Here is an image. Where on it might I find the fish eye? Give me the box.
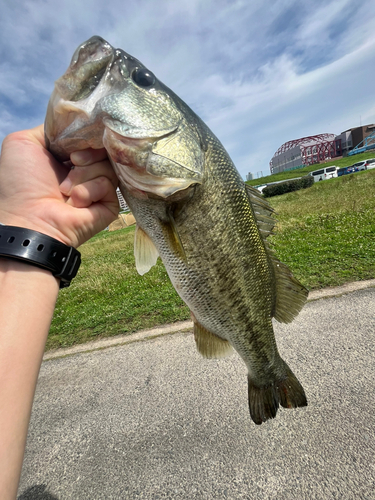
[132,67,155,87]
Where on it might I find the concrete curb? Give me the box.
[306,278,375,301]
[44,279,375,361]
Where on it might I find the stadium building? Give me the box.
[270,134,342,174]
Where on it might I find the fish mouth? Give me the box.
[69,64,108,102]
[55,36,115,102]
[46,36,185,184]
[56,38,138,104]
[45,37,130,159]
[67,48,133,102]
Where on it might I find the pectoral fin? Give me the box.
[192,314,233,359]
[134,225,159,275]
[161,209,187,262]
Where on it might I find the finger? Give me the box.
[60,160,118,195]
[65,176,120,210]
[70,148,108,166]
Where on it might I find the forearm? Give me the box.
[0,259,59,499]
[0,127,118,498]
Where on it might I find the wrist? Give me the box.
[0,258,60,291]
[0,211,68,245]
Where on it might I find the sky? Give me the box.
[1,0,375,180]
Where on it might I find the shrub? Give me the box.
[262,175,314,198]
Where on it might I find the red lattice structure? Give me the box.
[270,134,342,170]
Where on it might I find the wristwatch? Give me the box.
[0,225,81,288]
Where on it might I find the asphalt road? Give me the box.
[18,286,375,500]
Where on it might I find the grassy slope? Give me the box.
[269,169,375,289]
[47,169,375,350]
[246,151,375,187]
[49,226,188,349]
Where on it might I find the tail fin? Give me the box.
[247,364,307,425]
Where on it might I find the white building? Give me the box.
[335,130,353,154]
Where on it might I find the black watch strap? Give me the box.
[0,225,81,288]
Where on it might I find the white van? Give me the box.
[352,159,375,171]
[308,166,339,182]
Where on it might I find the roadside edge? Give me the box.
[44,279,375,361]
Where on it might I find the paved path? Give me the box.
[18,284,375,499]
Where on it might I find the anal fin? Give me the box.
[192,313,233,359]
[134,225,159,275]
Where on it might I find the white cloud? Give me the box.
[1,0,375,178]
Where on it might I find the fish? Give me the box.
[45,36,308,425]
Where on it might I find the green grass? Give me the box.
[48,227,189,350]
[47,169,375,350]
[246,151,375,187]
[269,169,375,288]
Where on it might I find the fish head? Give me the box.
[45,36,205,199]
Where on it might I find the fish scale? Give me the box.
[45,35,308,425]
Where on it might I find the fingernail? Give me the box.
[70,150,92,165]
[60,176,72,195]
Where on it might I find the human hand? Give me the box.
[0,125,119,248]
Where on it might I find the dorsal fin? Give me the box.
[192,313,233,359]
[245,184,276,238]
[134,225,159,275]
[271,258,308,323]
[245,183,308,323]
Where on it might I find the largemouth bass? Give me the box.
[45,36,308,425]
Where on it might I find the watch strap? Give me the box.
[0,225,81,288]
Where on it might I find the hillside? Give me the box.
[47,169,375,350]
[246,151,375,186]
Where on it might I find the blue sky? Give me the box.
[1,0,375,179]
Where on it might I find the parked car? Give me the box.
[333,159,375,178]
[364,158,375,170]
[308,166,339,182]
[353,161,367,171]
[338,166,357,176]
[350,158,375,171]
[337,167,349,176]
